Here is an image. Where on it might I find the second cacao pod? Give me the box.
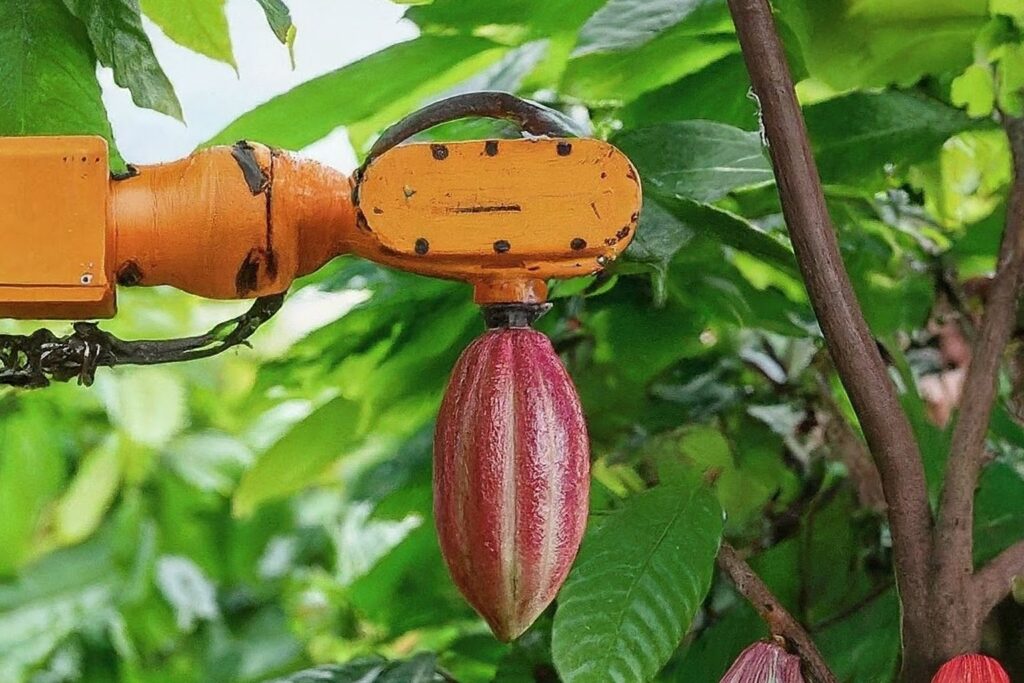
[932,653,1010,683]
[720,640,806,683]
[434,327,590,641]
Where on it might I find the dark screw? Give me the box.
[431,144,449,160]
[415,238,430,254]
[556,142,572,156]
[570,238,587,251]
[493,240,511,253]
[484,140,499,156]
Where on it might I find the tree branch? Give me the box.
[718,543,837,683]
[974,540,1024,618]
[725,0,934,622]
[937,116,1024,589]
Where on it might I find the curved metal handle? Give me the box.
[362,91,584,170]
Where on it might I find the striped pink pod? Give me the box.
[434,327,590,641]
[720,641,806,683]
[932,654,1010,683]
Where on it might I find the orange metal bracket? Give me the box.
[0,95,641,321]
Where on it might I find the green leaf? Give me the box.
[0,404,64,576]
[574,0,732,57]
[0,536,121,681]
[406,0,606,46]
[254,0,293,43]
[0,0,122,166]
[816,590,901,683]
[552,481,723,682]
[775,0,987,90]
[974,462,1024,565]
[563,31,738,103]
[618,54,758,131]
[654,196,797,273]
[54,436,123,546]
[233,396,362,516]
[140,0,235,68]
[614,121,773,203]
[622,200,695,305]
[952,64,997,118]
[63,0,183,121]
[804,91,984,186]
[203,36,508,151]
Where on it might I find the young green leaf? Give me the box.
[140,0,236,69]
[552,480,723,682]
[63,0,184,121]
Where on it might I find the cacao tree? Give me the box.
[0,0,1022,682]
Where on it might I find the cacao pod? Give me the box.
[434,327,590,641]
[932,654,1010,683]
[720,640,806,683]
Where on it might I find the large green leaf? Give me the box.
[233,396,362,516]
[805,90,984,186]
[776,0,986,89]
[552,481,723,682]
[563,30,738,103]
[203,36,508,150]
[0,0,122,165]
[63,0,183,121]
[614,121,773,203]
[140,0,235,68]
[574,0,731,57]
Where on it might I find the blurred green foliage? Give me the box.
[1,0,1024,681]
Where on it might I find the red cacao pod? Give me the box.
[720,641,806,683]
[434,327,590,641]
[932,654,1010,683]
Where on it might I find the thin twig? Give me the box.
[726,0,934,629]
[974,540,1024,617]
[937,116,1024,596]
[718,543,837,683]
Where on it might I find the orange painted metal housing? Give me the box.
[0,135,641,319]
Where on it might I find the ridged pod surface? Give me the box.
[720,641,806,683]
[434,327,590,641]
[932,654,1010,683]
